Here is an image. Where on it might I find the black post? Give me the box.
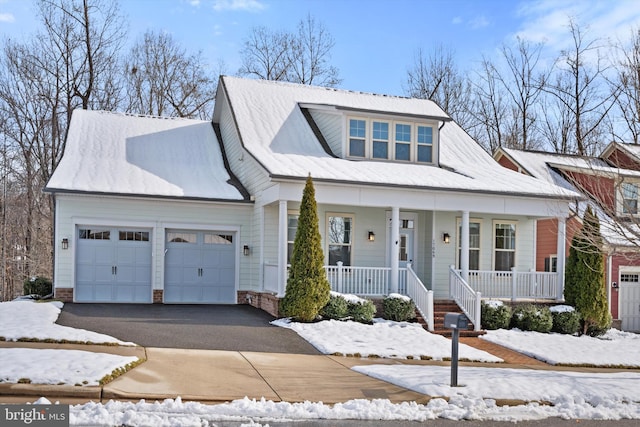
[450,327,459,387]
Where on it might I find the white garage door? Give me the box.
[76,227,152,303]
[620,273,640,332]
[164,230,236,303]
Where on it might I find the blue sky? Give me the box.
[2,0,640,96]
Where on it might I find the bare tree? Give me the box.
[405,45,473,130]
[239,15,341,87]
[288,14,341,87]
[0,0,126,296]
[544,19,619,155]
[124,30,218,119]
[611,28,640,144]
[468,56,509,152]
[493,37,548,150]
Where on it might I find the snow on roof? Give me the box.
[46,110,246,201]
[499,147,640,248]
[219,76,577,199]
[615,142,640,159]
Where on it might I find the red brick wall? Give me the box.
[237,291,280,317]
[55,288,73,302]
[153,290,163,304]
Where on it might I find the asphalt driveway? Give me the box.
[56,303,321,354]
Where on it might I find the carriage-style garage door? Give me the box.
[76,227,152,302]
[620,273,640,332]
[164,230,236,303]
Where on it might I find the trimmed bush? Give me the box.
[23,277,52,299]
[510,304,553,333]
[347,299,376,324]
[550,305,581,335]
[481,300,512,330]
[382,294,416,322]
[320,292,349,320]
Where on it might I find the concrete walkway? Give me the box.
[1,338,635,406]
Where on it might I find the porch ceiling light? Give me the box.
[61,238,69,250]
[443,233,450,244]
[368,231,375,242]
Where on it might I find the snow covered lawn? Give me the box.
[0,300,140,386]
[272,318,502,362]
[0,300,135,345]
[481,328,640,367]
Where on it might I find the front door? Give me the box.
[387,213,417,269]
[399,229,414,268]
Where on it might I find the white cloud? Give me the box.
[452,16,462,25]
[470,15,489,29]
[0,12,15,23]
[212,0,266,12]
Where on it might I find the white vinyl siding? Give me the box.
[53,194,252,299]
[308,110,343,157]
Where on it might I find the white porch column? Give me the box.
[278,200,288,296]
[390,206,400,293]
[461,210,470,282]
[556,217,566,301]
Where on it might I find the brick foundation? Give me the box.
[55,288,74,302]
[238,291,280,317]
[153,290,163,304]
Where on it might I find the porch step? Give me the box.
[417,300,486,338]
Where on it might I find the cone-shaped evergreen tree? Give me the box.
[564,206,611,336]
[279,175,331,322]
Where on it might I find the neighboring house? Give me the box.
[45,76,578,330]
[494,145,640,331]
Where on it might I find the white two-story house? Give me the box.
[45,76,578,330]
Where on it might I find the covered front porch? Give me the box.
[256,180,570,331]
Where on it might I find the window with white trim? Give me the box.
[287,213,299,263]
[494,222,516,271]
[327,214,353,266]
[621,182,639,215]
[544,255,557,272]
[347,116,436,163]
[456,220,481,270]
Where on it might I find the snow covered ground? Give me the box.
[1,300,640,425]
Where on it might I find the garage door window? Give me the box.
[621,274,639,282]
[167,232,197,243]
[120,231,149,241]
[204,233,233,244]
[79,228,110,240]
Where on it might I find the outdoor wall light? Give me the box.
[243,245,250,256]
[61,238,69,250]
[443,233,451,244]
[368,231,375,242]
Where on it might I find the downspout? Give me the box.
[438,121,447,167]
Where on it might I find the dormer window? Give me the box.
[347,116,436,164]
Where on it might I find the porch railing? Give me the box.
[406,263,434,331]
[324,262,407,295]
[458,268,559,301]
[449,265,482,331]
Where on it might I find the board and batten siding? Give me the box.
[53,194,253,297]
[308,110,343,157]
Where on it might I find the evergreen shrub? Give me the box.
[23,277,53,299]
[320,292,349,320]
[550,305,581,335]
[382,294,416,322]
[510,304,553,333]
[481,300,512,330]
[347,299,376,323]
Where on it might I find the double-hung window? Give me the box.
[327,214,353,266]
[394,123,412,161]
[372,121,389,159]
[287,213,299,263]
[349,119,366,158]
[457,220,481,270]
[417,125,433,162]
[494,222,516,271]
[621,182,639,215]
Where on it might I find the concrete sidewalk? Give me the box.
[1,339,635,406]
